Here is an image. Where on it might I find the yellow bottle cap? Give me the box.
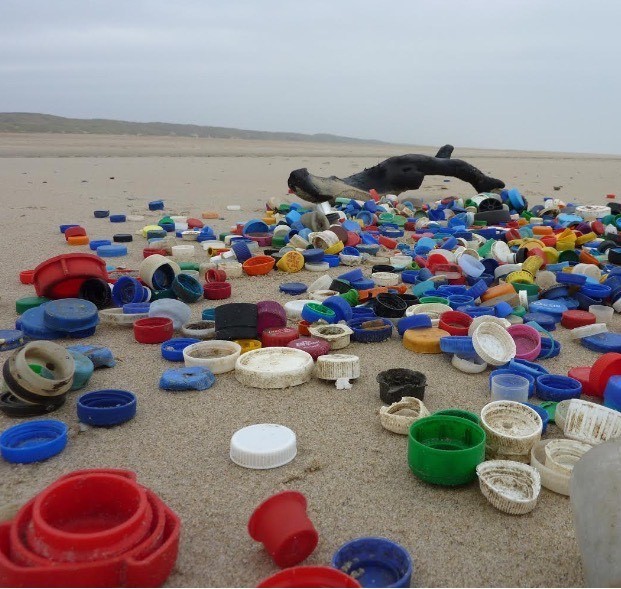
[324,241,344,255]
[141,224,163,237]
[234,339,262,354]
[522,256,543,275]
[505,271,535,285]
[576,232,597,246]
[276,251,305,273]
[541,247,559,264]
[403,327,450,354]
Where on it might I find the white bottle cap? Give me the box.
[230,424,297,469]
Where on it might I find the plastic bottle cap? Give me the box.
[77,390,137,426]
[248,491,319,568]
[452,353,488,373]
[403,327,450,353]
[235,347,314,388]
[279,282,308,295]
[183,340,241,374]
[257,567,361,588]
[472,322,517,365]
[230,424,297,469]
[1,420,68,464]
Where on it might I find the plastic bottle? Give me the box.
[570,440,621,586]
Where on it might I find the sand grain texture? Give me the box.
[1,135,620,586]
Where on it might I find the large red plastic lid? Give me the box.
[257,566,361,588]
[33,254,108,299]
[561,310,596,329]
[589,353,621,398]
[0,469,180,587]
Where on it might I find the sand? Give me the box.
[0,134,620,587]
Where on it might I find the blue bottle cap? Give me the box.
[603,375,621,411]
[581,332,621,353]
[323,295,353,322]
[350,278,375,290]
[439,336,476,355]
[0,420,68,464]
[43,298,99,333]
[279,282,308,295]
[535,374,582,402]
[523,312,556,330]
[556,272,587,286]
[202,308,216,320]
[397,314,432,336]
[148,199,165,210]
[521,402,549,433]
[494,301,514,318]
[89,239,112,251]
[67,344,116,368]
[331,537,412,589]
[109,214,126,223]
[77,390,137,426]
[0,330,24,352]
[159,366,216,391]
[528,299,567,320]
[323,255,340,267]
[68,350,95,391]
[302,248,325,264]
[338,268,364,283]
[161,338,201,362]
[97,244,128,257]
[123,302,150,314]
[20,305,65,340]
[112,276,144,307]
[94,210,110,218]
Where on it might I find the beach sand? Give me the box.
[1,134,620,587]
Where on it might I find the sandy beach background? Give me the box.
[1,133,620,587]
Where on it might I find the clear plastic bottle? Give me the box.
[570,439,621,586]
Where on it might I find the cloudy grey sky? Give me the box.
[1,0,620,153]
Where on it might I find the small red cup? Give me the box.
[248,491,318,568]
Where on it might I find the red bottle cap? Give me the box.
[589,353,621,398]
[203,281,232,300]
[378,235,397,249]
[591,220,605,235]
[186,217,204,229]
[206,268,227,283]
[257,566,361,588]
[261,327,299,347]
[346,232,361,247]
[298,320,311,336]
[568,366,597,397]
[607,194,616,199]
[561,310,597,329]
[143,247,168,259]
[248,491,318,568]
[133,317,174,344]
[438,311,472,336]
[19,269,35,285]
[286,337,331,360]
[64,226,87,240]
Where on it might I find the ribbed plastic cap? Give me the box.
[230,424,297,469]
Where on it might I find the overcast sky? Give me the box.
[1,0,620,153]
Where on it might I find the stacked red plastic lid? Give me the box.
[0,469,180,587]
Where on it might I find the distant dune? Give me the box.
[0,112,386,144]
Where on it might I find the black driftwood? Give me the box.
[287,145,505,204]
